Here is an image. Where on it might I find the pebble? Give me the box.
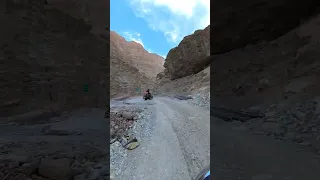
[21,160,40,175]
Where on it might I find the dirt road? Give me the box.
[111,97,210,180]
[112,96,320,180]
[2,96,319,180]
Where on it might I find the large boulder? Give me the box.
[163,26,210,80]
[211,0,320,55]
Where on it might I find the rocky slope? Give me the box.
[211,0,320,54]
[163,26,210,80]
[210,14,320,154]
[110,31,164,98]
[0,0,108,118]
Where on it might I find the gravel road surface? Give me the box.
[111,97,210,180]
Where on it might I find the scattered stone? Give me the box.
[88,169,100,180]
[314,97,320,115]
[8,161,19,168]
[74,173,87,180]
[265,111,276,117]
[299,142,312,147]
[249,106,261,112]
[1,154,30,164]
[174,95,192,100]
[38,158,71,180]
[41,125,81,136]
[21,160,40,175]
[121,112,135,120]
[295,111,306,120]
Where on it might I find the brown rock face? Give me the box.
[211,0,320,55]
[163,26,210,80]
[210,14,320,111]
[110,31,164,98]
[47,0,108,35]
[0,0,108,117]
[110,31,164,79]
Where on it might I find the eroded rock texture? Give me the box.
[0,0,108,117]
[163,26,210,80]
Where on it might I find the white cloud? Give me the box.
[122,31,145,47]
[129,0,210,45]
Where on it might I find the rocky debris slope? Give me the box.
[163,26,210,80]
[156,66,209,94]
[244,100,320,155]
[110,31,164,98]
[0,108,109,180]
[0,0,108,117]
[210,14,320,154]
[211,0,320,54]
[110,106,152,178]
[156,66,210,109]
[110,108,142,139]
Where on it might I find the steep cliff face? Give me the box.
[110,32,152,97]
[210,14,320,111]
[211,0,320,55]
[0,0,108,117]
[163,26,210,80]
[208,14,320,152]
[47,0,108,35]
[110,31,164,80]
[110,31,164,98]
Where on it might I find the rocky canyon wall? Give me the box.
[211,0,320,55]
[110,31,164,98]
[0,0,108,117]
[162,26,210,80]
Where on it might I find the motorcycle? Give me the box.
[143,92,153,100]
[194,165,210,180]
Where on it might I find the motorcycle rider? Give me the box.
[143,89,152,100]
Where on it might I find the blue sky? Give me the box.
[110,0,210,59]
